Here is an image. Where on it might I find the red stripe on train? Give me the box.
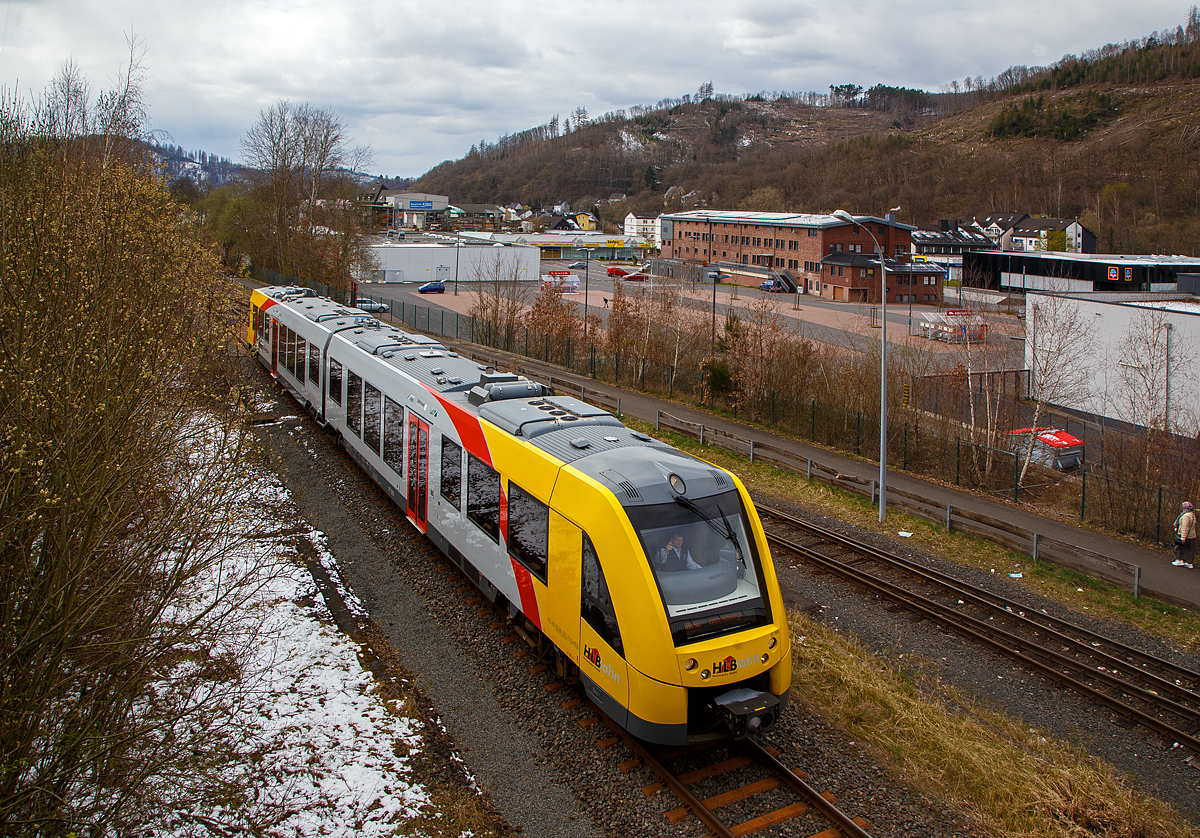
[510,557,541,629]
[421,384,492,467]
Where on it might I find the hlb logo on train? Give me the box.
[712,652,762,675]
[584,644,620,684]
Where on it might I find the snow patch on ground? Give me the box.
[165,431,455,837]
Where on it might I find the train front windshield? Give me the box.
[628,490,772,645]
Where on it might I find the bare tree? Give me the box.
[1022,291,1095,481]
[1110,307,1197,485]
[240,101,370,288]
[468,250,534,350]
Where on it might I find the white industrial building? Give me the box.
[1025,291,1200,435]
[365,234,540,287]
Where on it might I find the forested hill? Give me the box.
[412,12,1200,256]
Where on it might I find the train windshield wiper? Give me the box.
[673,495,745,564]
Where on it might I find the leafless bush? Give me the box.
[0,62,277,836]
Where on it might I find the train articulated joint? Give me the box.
[712,688,780,739]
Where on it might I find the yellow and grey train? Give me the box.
[248,285,791,744]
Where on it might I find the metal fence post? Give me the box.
[1156,485,1162,545]
[700,424,705,445]
[617,397,621,416]
[750,440,755,463]
[1032,532,1039,562]
[1078,469,1086,521]
[956,437,961,486]
[656,410,660,430]
[807,458,812,480]
[946,503,952,530]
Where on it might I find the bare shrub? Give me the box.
[0,63,273,835]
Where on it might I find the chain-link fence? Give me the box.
[253,268,1196,545]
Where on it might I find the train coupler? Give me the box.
[713,688,780,738]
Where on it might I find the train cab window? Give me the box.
[466,454,500,542]
[383,396,404,474]
[328,360,342,406]
[507,482,548,583]
[308,345,320,387]
[440,437,462,510]
[346,371,362,436]
[581,533,623,657]
[363,382,382,455]
[626,489,770,646]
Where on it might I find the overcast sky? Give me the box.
[1,1,1189,179]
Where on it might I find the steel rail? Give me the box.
[743,738,874,838]
[758,501,1200,705]
[764,526,1200,755]
[594,710,738,838]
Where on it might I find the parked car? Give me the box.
[607,266,628,277]
[418,281,446,294]
[623,272,648,282]
[759,279,787,293]
[568,261,588,269]
[356,298,389,312]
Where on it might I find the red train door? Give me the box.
[407,414,429,532]
[270,319,279,376]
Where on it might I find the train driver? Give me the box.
[657,532,701,572]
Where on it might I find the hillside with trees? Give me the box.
[413,10,1200,256]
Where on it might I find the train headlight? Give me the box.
[761,653,769,664]
[669,474,686,495]
[684,658,697,671]
[768,637,777,650]
[700,669,711,680]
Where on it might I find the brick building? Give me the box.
[661,209,943,304]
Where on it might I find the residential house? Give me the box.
[624,213,659,247]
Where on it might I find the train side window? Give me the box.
[308,345,320,387]
[363,382,382,455]
[297,337,307,385]
[466,454,500,542]
[507,482,548,583]
[383,396,404,474]
[346,371,362,436]
[581,533,623,657]
[440,437,462,510]
[285,327,295,376]
[328,360,342,406]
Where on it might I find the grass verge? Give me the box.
[789,612,1198,838]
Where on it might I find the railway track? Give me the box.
[432,543,879,838]
[596,717,874,838]
[759,504,1200,763]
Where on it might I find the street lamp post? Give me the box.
[452,234,462,295]
[708,215,717,350]
[833,209,888,523]
[572,237,591,343]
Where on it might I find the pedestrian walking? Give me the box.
[1172,501,1196,568]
